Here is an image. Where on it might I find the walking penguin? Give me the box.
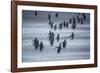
[56,43,62,54]
[62,39,67,48]
[32,38,39,50]
[39,41,44,52]
[71,32,74,40]
[56,34,60,42]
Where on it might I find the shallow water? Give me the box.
[22,10,90,62]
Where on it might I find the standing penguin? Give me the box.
[80,17,83,24]
[82,13,86,21]
[71,23,76,29]
[50,22,53,28]
[54,24,57,30]
[50,32,54,46]
[76,16,80,23]
[65,22,69,28]
[34,11,37,16]
[69,18,72,24]
[55,13,59,17]
[73,17,76,25]
[48,14,51,20]
[72,17,76,29]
